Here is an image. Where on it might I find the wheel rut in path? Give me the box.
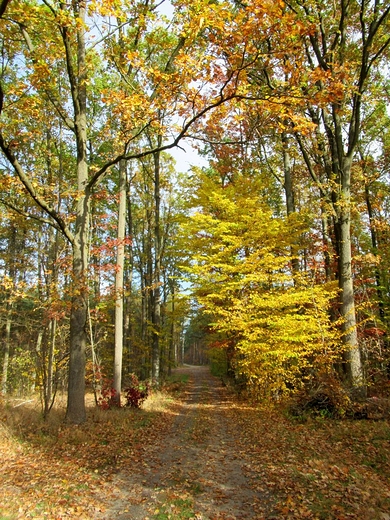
[100,365,269,519]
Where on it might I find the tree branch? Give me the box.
[18,23,75,132]
[0,198,63,231]
[87,90,239,190]
[295,132,330,201]
[0,0,11,18]
[87,20,132,51]
[0,134,74,244]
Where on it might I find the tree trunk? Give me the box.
[113,160,127,406]
[124,175,134,374]
[168,283,176,376]
[364,183,386,322]
[66,244,88,423]
[281,132,300,277]
[152,149,162,381]
[1,305,12,395]
[65,0,89,423]
[337,155,364,392]
[43,319,56,419]
[321,214,333,282]
[282,133,295,216]
[146,210,154,377]
[1,224,17,395]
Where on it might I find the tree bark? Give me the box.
[124,174,134,374]
[65,0,89,423]
[364,182,386,322]
[113,160,127,406]
[1,305,12,395]
[1,224,17,395]
[337,156,364,391]
[281,132,300,278]
[43,319,56,419]
[168,282,176,376]
[0,0,11,18]
[152,149,162,380]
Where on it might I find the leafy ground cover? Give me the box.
[0,391,176,519]
[234,404,390,519]
[1,367,390,519]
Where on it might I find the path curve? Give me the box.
[99,365,271,519]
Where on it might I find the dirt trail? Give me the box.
[99,365,270,519]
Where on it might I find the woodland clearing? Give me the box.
[0,365,390,519]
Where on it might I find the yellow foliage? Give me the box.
[182,173,342,396]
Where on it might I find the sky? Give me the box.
[170,142,208,173]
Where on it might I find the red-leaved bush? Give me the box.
[124,374,150,408]
[97,379,117,410]
[97,374,150,409]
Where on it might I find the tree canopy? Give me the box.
[1,0,390,421]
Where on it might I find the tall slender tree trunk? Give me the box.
[124,176,134,373]
[1,304,12,395]
[281,132,300,277]
[146,210,154,377]
[113,160,127,405]
[43,319,56,418]
[1,224,17,395]
[364,183,386,322]
[337,154,364,392]
[152,149,162,380]
[281,133,295,217]
[34,330,43,394]
[321,214,333,282]
[67,237,89,423]
[168,283,176,376]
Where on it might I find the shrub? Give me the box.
[288,372,351,420]
[124,374,150,408]
[97,379,117,410]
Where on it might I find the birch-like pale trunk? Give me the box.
[113,160,127,406]
[338,154,364,391]
[151,149,162,380]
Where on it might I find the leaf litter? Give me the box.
[1,366,390,519]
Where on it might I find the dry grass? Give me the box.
[0,389,174,439]
[0,389,178,519]
[0,389,177,469]
[142,390,175,413]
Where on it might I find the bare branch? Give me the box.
[185,134,247,147]
[295,132,330,201]
[87,20,132,51]
[87,91,239,190]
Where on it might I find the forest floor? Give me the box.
[1,365,390,519]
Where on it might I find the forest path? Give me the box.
[100,365,271,519]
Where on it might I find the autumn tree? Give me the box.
[0,0,262,421]
[282,0,390,394]
[180,167,340,395]
[194,0,390,393]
